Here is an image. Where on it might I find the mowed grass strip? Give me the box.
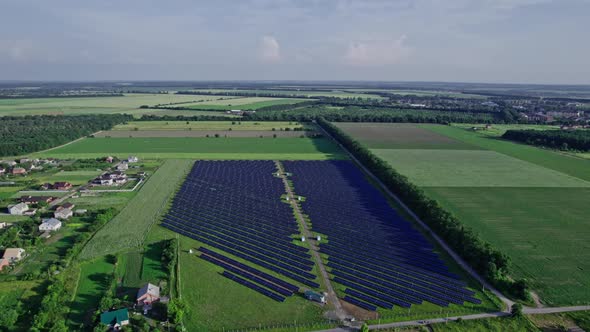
[423,124,590,182]
[335,122,481,150]
[95,130,311,138]
[35,137,346,160]
[425,187,590,306]
[373,149,590,187]
[69,257,115,325]
[79,159,193,260]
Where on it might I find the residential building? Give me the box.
[19,196,55,205]
[0,222,8,229]
[105,156,114,163]
[137,283,160,305]
[100,309,129,329]
[128,156,139,163]
[39,218,62,232]
[8,203,29,215]
[0,248,25,271]
[0,167,5,175]
[116,163,129,171]
[11,167,26,175]
[53,182,73,190]
[54,208,73,220]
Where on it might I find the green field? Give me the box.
[111,120,307,131]
[335,123,481,150]
[34,137,346,160]
[69,257,115,325]
[189,89,385,99]
[0,93,220,115]
[426,187,590,305]
[338,122,590,305]
[373,149,589,187]
[182,97,309,110]
[79,159,193,260]
[425,125,590,182]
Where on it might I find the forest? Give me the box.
[503,129,590,151]
[0,114,132,157]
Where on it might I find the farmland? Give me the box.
[0,93,235,117]
[180,97,310,110]
[337,122,590,305]
[188,88,386,99]
[79,159,193,260]
[110,120,308,131]
[34,137,346,160]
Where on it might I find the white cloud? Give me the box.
[259,36,281,62]
[343,35,411,66]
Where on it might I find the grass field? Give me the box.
[33,170,102,185]
[373,149,590,187]
[337,122,590,305]
[111,121,307,131]
[79,159,193,260]
[189,89,385,99]
[424,125,590,182]
[34,137,347,160]
[426,187,590,305]
[0,93,226,116]
[69,257,115,325]
[182,97,309,110]
[335,123,481,150]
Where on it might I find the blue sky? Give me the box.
[1,0,588,83]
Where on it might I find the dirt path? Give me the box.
[275,161,348,321]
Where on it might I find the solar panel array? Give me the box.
[283,160,481,311]
[161,161,319,301]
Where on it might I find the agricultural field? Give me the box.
[189,88,386,99]
[0,93,235,117]
[94,120,316,138]
[68,257,115,325]
[78,159,192,260]
[33,137,346,160]
[337,122,590,305]
[181,97,309,110]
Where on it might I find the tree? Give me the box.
[360,323,369,332]
[511,303,523,317]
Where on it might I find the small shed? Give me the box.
[100,308,129,329]
[304,290,326,303]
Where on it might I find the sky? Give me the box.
[0,0,589,84]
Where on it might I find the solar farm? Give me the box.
[159,159,488,324]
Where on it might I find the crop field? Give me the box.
[0,93,225,116]
[69,257,115,325]
[338,122,590,305]
[182,97,309,110]
[372,149,589,187]
[335,123,481,149]
[34,137,346,160]
[33,170,102,185]
[426,187,590,305]
[189,89,386,99]
[78,159,193,260]
[111,120,307,131]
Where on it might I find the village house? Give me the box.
[0,248,25,271]
[93,175,114,186]
[137,283,160,306]
[54,207,73,220]
[53,182,73,190]
[128,156,139,163]
[0,222,9,229]
[19,196,56,205]
[105,156,114,163]
[39,218,62,232]
[8,202,30,215]
[11,167,26,175]
[116,162,129,171]
[0,167,5,175]
[100,308,129,330]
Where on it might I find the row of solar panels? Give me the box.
[282,160,479,311]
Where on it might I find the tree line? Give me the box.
[317,118,529,300]
[0,114,132,157]
[503,129,590,151]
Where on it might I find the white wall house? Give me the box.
[39,218,62,232]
